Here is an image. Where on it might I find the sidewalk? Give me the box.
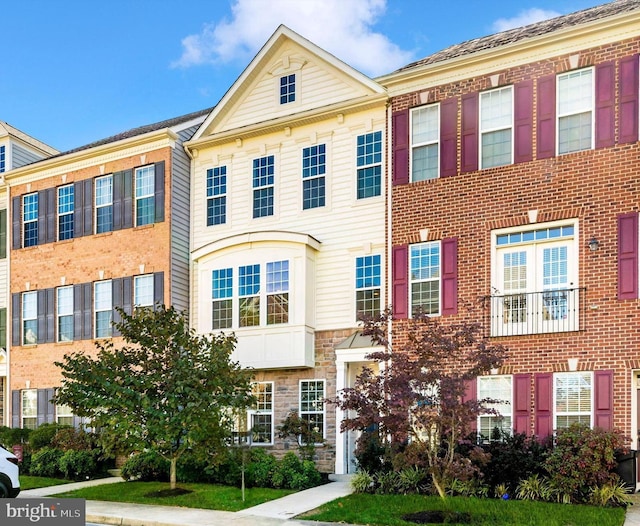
[18,476,354,526]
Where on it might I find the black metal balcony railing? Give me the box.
[484,288,585,337]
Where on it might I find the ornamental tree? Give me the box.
[55,305,255,489]
[332,310,508,498]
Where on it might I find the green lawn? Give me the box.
[299,494,626,526]
[53,481,295,512]
[20,475,74,490]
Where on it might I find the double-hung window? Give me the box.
[23,193,38,248]
[239,264,260,327]
[554,371,592,429]
[21,389,37,429]
[95,175,113,234]
[135,165,155,226]
[280,74,296,104]
[94,280,112,338]
[410,241,441,316]
[57,286,74,342]
[300,380,325,439]
[253,156,274,218]
[356,131,382,198]
[302,145,326,209]
[250,382,274,444]
[266,260,289,325]
[492,222,578,336]
[480,86,513,168]
[478,375,512,441]
[356,254,381,319]
[212,268,233,330]
[134,275,154,309]
[57,184,74,241]
[206,166,227,226]
[0,145,5,173]
[56,403,74,426]
[411,105,439,181]
[22,291,37,345]
[557,68,594,154]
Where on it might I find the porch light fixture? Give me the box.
[588,237,600,251]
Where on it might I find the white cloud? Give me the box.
[171,0,413,76]
[492,8,561,32]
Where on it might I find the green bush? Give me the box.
[176,452,214,483]
[272,452,322,490]
[590,481,633,508]
[51,427,95,452]
[0,426,31,450]
[30,447,64,478]
[29,424,71,452]
[245,448,278,487]
[351,470,375,493]
[58,450,97,480]
[543,424,628,504]
[121,451,169,482]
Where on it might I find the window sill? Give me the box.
[134,223,155,231]
[55,340,74,346]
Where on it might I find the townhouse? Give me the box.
[0,123,57,425]
[6,108,209,429]
[184,26,387,474]
[381,0,640,461]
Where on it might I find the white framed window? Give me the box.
[134,275,154,309]
[206,166,227,226]
[302,144,326,209]
[280,74,296,104]
[22,291,37,345]
[554,371,593,429]
[355,254,381,319]
[356,131,382,199]
[249,382,274,444]
[94,280,112,338]
[478,375,512,441]
[491,220,579,336]
[557,68,594,154]
[56,403,74,426]
[300,380,325,440]
[22,389,37,429]
[212,268,233,330]
[480,86,513,168]
[23,193,38,248]
[57,184,74,241]
[95,174,113,234]
[57,286,74,342]
[0,145,5,173]
[135,165,155,226]
[252,156,275,218]
[410,241,441,316]
[266,260,289,325]
[411,104,439,181]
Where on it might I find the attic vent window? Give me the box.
[280,74,296,104]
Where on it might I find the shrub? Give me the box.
[51,427,95,452]
[121,451,169,482]
[448,478,489,498]
[30,447,64,478]
[351,470,375,493]
[516,474,552,502]
[0,426,31,449]
[176,452,213,483]
[245,449,278,488]
[272,452,322,490]
[29,424,71,452]
[375,470,401,494]
[590,481,633,508]
[397,466,428,494]
[354,430,391,474]
[543,424,628,504]
[58,450,96,480]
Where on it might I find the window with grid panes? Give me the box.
[253,156,274,218]
[302,145,326,209]
[300,380,325,439]
[280,74,295,104]
[410,242,441,315]
[250,382,274,444]
[266,260,289,324]
[56,403,74,426]
[480,86,513,168]
[557,68,593,154]
[212,268,233,329]
[22,389,37,429]
[239,264,260,327]
[555,371,592,429]
[134,275,154,309]
[57,184,74,240]
[57,286,74,342]
[95,174,113,233]
[411,105,439,181]
[94,280,112,338]
[206,166,227,226]
[0,145,5,173]
[356,131,382,198]
[22,291,37,345]
[135,165,155,226]
[356,255,381,319]
[478,375,512,441]
[23,193,38,247]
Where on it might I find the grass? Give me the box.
[20,475,73,490]
[299,494,627,526]
[53,481,296,512]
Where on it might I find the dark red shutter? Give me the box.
[392,245,409,319]
[536,75,556,159]
[595,61,615,149]
[463,379,477,432]
[618,212,638,300]
[514,80,533,164]
[534,373,553,440]
[441,237,458,316]
[440,98,457,177]
[461,93,478,173]
[594,370,613,430]
[392,110,410,186]
[620,54,639,144]
[513,373,531,435]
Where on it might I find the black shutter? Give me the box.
[11,196,21,250]
[74,181,84,239]
[11,293,20,347]
[37,389,47,426]
[38,188,55,245]
[154,161,165,223]
[11,390,20,428]
[123,169,133,229]
[112,278,123,336]
[113,171,123,231]
[73,284,83,341]
[37,189,46,245]
[82,283,93,340]
[83,178,93,236]
[37,290,46,344]
[46,288,55,343]
[154,272,164,308]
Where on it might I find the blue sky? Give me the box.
[2,0,605,152]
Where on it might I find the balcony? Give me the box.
[484,288,585,337]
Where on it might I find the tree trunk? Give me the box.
[170,457,177,490]
[432,474,447,499]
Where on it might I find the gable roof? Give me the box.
[393,0,640,74]
[0,121,59,156]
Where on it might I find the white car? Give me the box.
[0,445,20,497]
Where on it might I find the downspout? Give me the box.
[386,101,393,352]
